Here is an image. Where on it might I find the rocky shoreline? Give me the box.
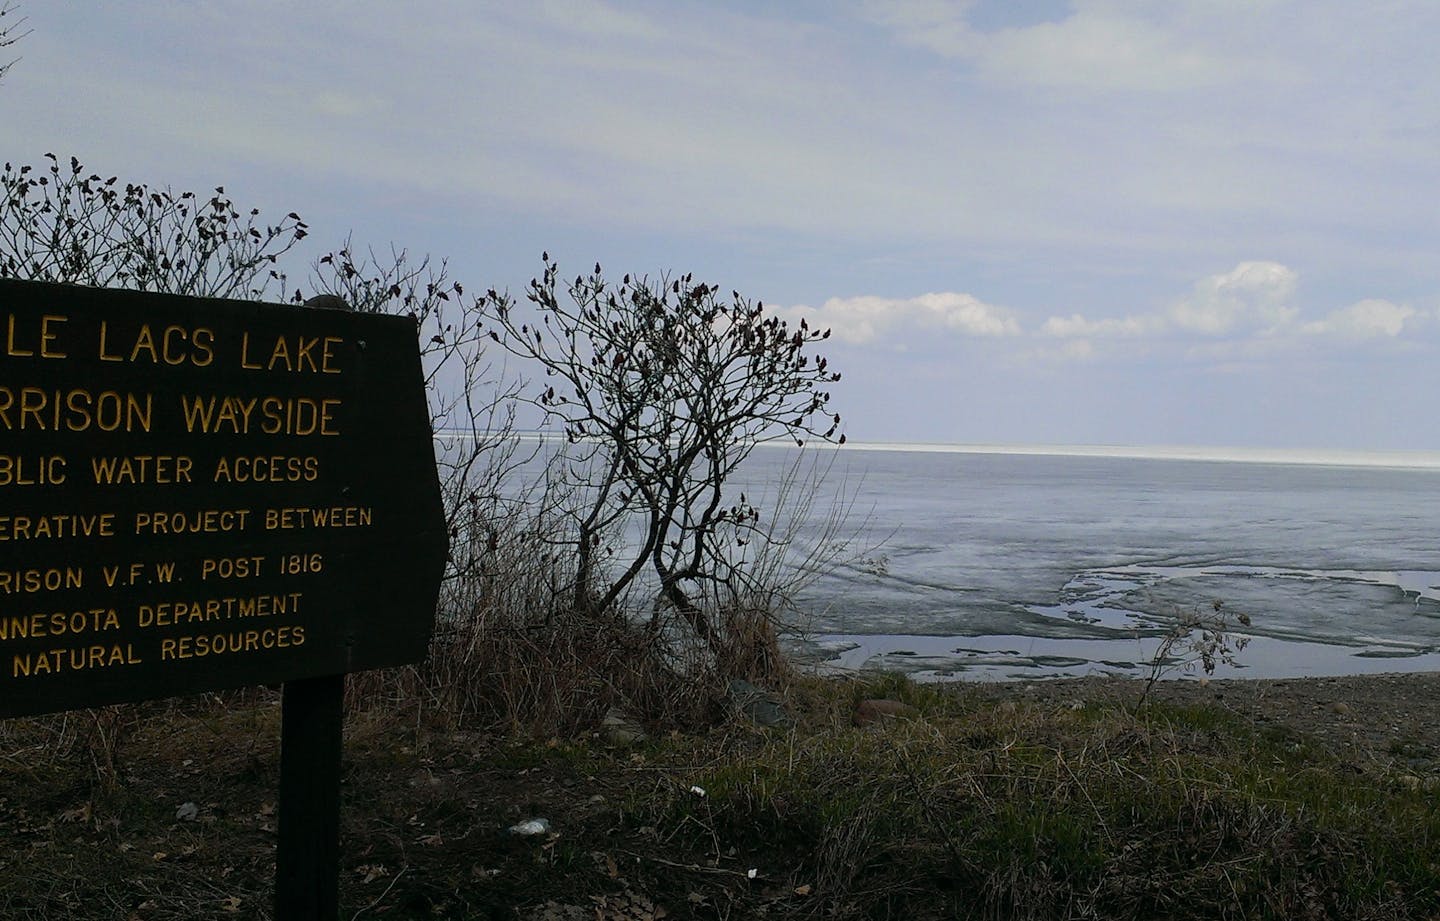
[969,670,1440,771]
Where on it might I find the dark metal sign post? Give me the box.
[277,672,345,919]
[0,279,448,920]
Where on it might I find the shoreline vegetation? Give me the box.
[6,668,1440,920]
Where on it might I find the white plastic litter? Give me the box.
[508,818,551,836]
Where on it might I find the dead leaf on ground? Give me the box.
[355,863,389,884]
[59,802,93,824]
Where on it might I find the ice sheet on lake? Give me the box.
[792,631,1440,682]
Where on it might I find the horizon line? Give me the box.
[437,430,1440,470]
[788,440,1440,470]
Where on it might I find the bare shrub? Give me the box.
[295,240,533,602]
[1136,599,1252,711]
[0,154,307,297]
[481,258,845,671]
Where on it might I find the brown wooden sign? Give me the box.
[0,278,448,718]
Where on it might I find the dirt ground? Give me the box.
[7,671,1440,919]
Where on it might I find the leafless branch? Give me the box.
[0,2,30,83]
[0,154,307,298]
[481,256,845,658]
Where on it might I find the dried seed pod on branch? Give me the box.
[0,154,307,298]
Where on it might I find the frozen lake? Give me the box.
[728,444,1440,680]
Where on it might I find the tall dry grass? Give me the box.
[346,440,861,733]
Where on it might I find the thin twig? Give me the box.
[349,865,408,920]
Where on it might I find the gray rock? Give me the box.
[601,708,647,745]
[728,679,794,729]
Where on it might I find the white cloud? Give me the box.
[1302,299,1416,339]
[1170,261,1298,334]
[1038,262,1422,361]
[1039,261,1300,342]
[773,292,1020,344]
[863,0,1243,93]
[1041,313,1163,338]
[977,12,1230,93]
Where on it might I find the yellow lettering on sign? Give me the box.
[0,387,152,433]
[90,455,193,485]
[264,506,373,530]
[240,333,343,374]
[0,455,66,486]
[0,566,83,594]
[5,314,32,356]
[12,644,141,677]
[212,455,319,483]
[130,324,158,362]
[200,556,266,580]
[97,321,123,362]
[5,314,67,358]
[0,513,116,541]
[137,592,301,627]
[98,561,176,588]
[0,609,118,641]
[179,395,340,436]
[158,625,306,660]
[132,509,250,536]
[96,322,216,366]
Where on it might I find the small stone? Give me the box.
[854,698,920,726]
[601,708,647,745]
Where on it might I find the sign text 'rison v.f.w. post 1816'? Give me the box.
[0,278,448,718]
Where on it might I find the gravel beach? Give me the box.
[972,671,1440,772]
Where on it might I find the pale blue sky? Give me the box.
[5,1,1439,450]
